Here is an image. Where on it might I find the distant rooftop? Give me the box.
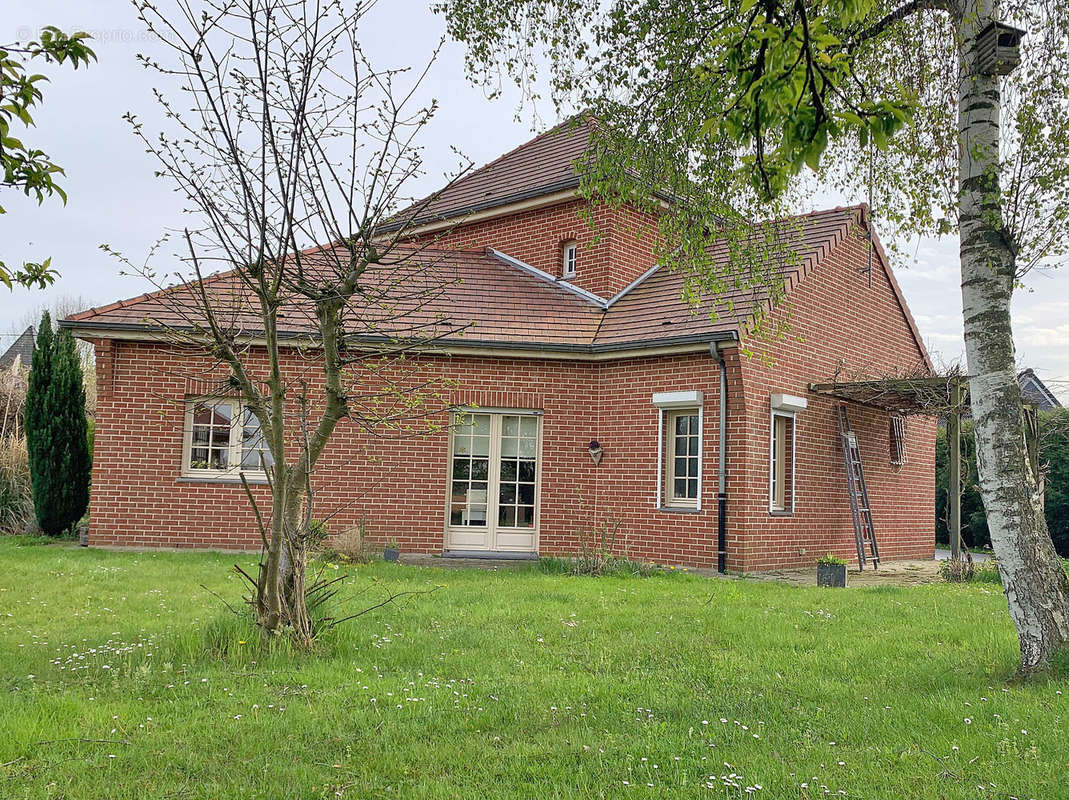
[0,326,34,371]
[1018,368,1062,411]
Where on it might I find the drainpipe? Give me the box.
[715,345,728,573]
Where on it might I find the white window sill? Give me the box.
[177,474,269,486]
[658,505,701,514]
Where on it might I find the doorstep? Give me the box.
[442,550,538,560]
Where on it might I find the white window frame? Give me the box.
[561,241,578,279]
[890,416,907,465]
[182,398,270,480]
[443,408,543,551]
[652,391,703,511]
[769,409,797,514]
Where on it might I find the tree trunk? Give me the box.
[958,0,1069,673]
[256,471,312,642]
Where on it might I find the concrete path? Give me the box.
[935,547,991,562]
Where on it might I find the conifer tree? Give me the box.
[24,312,90,535]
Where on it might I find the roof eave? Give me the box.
[60,318,738,360]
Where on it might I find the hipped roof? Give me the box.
[63,207,882,356]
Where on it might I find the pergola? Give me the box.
[808,374,1041,562]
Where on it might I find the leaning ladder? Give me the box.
[837,404,880,570]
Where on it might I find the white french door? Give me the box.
[445,412,541,553]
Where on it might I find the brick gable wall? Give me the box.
[411,198,659,300]
[727,222,936,571]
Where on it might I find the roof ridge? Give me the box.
[386,115,594,229]
[445,115,588,191]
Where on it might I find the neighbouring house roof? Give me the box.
[62,205,922,360]
[383,117,595,230]
[1017,368,1062,410]
[0,326,34,370]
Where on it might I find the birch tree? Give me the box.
[126,0,464,644]
[440,0,1069,673]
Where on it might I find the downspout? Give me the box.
[715,345,728,573]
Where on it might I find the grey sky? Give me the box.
[2,0,1067,402]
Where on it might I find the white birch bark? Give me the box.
[958,0,1069,672]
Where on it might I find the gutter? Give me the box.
[59,318,739,361]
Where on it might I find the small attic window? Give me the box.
[561,241,577,279]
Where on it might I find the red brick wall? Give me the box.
[412,198,658,299]
[88,342,602,553]
[728,223,936,571]
[84,207,935,571]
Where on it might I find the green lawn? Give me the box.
[0,538,1065,799]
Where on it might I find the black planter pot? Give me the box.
[817,563,847,587]
[383,547,400,563]
[77,526,89,547]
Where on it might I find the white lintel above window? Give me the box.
[770,392,808,413]
[652,390,704,409]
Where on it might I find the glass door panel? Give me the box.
[497,415,538,530]
[446,412,541,553]
[450,414,492,527]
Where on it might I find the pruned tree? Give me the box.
[440,0,1069,672]
[0,26,96,288]
[122,0,469,644]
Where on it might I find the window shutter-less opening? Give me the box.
[770,413,795,512]
[184,398,273,478]
[769,393,804,514]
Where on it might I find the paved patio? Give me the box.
[397,551,954,587]
[741,558,944,587]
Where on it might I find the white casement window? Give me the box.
[890,416,906,465]
[769,393,805,514]
[652,391,703,510]
[561,241,578,278]
[182,398,272,478]
[769,412,796,513]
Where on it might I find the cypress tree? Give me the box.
[24,314,91,535]
[24,312,54,477]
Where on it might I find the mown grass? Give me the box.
[0,537,1065,799]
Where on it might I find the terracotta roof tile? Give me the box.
[65,245,604,349]
[388,117,594,228]
[63,207,865,356]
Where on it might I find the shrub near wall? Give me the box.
[0,435,33,534]
[936,409,1069,556]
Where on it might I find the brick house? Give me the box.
[63,121,936,571]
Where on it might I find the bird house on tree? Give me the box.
[976,21,1026,75]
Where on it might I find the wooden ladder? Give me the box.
[837,404,880,570]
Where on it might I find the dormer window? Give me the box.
[561,241,577,279]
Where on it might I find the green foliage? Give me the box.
[1,541,1067,798]
[0,25,96,288]
[441,1,1069,270]
[24,312,90,535]
[935,419,989,549]
[817,553,848,566]
[540,520,665,577]
[937,410,1069,557]
[1042,409,1069,557]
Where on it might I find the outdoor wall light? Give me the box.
[588,439,603,465]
